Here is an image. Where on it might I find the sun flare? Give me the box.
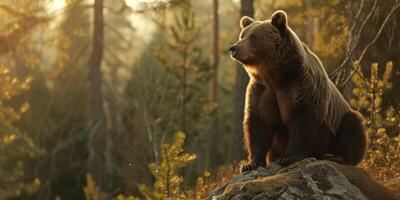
[51,0,66,11]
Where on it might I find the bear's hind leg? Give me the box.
[331,111,367,165]
[275,111,320,166]
[267,130,288,164]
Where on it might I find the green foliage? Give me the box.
[81,173,140,200]
[27,1,92,198]
[154,0,212,134]
[0,1,48,199]
[0,65,43,199]
[123,0,215,185]
[189,170,211,199]
[351,62,394,144]
[79,132,207,200]
[138,132,196,200]
[351,61,400,180]
[0,0,49,56]
[83,174,107,200]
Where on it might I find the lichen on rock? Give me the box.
[206,159,396,200]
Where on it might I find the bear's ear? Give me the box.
[240,16,254,29]
[271,10,287,30]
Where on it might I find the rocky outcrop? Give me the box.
[207,158,396,200]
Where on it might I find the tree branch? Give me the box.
[104,23,133,48]
[330,0,377,82]
[104,45,131,69]
[338,2,400,89]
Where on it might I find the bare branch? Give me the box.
[104,45,131,69]
[330,0,377,81]
[338,2,400,89]
[354,0,366,20]
[347,0,365,51]
[104,23,133,48]
[356,3,400,64]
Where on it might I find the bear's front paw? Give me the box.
[240,161,266,173]
[274,156,303,166]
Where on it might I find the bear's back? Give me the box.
[294,43,351,134]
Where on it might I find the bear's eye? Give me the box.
[250,34,257,41]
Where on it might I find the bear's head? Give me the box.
[229,10,289,67]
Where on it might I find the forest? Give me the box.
[1,0,400,199]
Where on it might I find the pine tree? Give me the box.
[155,0,211,134]
[0,64,43,199]
[351,61,400,180]
[32,0,92,198]
[138,132,196,200]
[351,62,393,145]
[0,1,47,198]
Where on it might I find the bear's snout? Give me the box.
[229,45,237,57]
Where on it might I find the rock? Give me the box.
[206,158,397,200]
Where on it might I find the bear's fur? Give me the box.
[229,10,368,172]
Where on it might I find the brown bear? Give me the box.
[229,10,368,172]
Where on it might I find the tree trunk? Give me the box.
[229,0,254,163]
[305,0,314,48]
[207,0,219,168]
[88,0,107,190]
[182,52,187,133]
[211,0,219,106]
